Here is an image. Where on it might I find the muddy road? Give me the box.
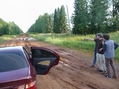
[0,34,119,89]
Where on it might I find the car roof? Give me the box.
[0,46,24,52]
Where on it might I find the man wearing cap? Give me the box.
[95,33,106,72]
[91,33,106,72]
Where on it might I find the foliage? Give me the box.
[28,13,53,33]
[111,0,119,31]
[89,0,109,33]
[27,5,68,34]
[73,0,109,34]
[0,18,23,36]
[53,8,60,33]
[59,5,68,33]
[73,0,90,34]
[27,0,119,34]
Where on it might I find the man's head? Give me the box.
[103,34,110,40]
[96,33,103,39]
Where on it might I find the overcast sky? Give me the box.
[0,0,74,32]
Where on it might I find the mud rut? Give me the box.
[1,34,119,89]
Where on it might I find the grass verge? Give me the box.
[29,32,119,61]
[0,35,17,44]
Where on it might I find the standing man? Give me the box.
[96,34,106,72]
[102,34,119,78]
[90,33,106,72]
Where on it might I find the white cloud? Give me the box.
[0,0,74,32]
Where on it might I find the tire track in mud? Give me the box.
[49,48,100,89]
[50,62,100,89]
[50,48,119,89]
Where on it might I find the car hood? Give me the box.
[0,67,29,83]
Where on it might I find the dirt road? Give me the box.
[1,34,119,89]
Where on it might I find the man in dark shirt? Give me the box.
[95,33,106,72]
[91,33,106,72]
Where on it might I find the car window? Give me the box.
[32,49,56,58]
[0,52,28,72]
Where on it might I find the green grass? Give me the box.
[30,33,95,54]
[0,35,17,44]
[29,32,119,61]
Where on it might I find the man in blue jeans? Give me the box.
[90,48,96,67]
[90,33,103,68]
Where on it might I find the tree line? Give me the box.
[28,0,119,34]
[0,18,23,36]
[27,5,68,33]
[73,0,119,34]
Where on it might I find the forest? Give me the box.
[28,0,119,34]
[0,18,23,36]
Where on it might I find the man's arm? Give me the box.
[102,44,106,52]
[102,39,106,52]
[114,42,119,50]
[84,38,94,41]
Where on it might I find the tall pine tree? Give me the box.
[53,8,60,33]
[111,0,119,31]
[89,0,109,33]
[59,5,68,33]
[73,0,89,34]
[53,6,68,33]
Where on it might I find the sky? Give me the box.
[0,0,74,32]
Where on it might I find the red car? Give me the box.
[0,46,60,89]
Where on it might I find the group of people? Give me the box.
[90,33,119,79]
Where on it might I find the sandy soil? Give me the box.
[1,34,119,89]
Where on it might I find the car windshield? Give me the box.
[0,52,28,72]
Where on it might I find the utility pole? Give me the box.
[66,5,71,34]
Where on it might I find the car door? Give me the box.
[31,47,60,75]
